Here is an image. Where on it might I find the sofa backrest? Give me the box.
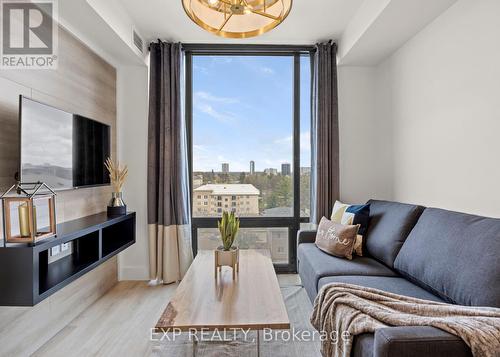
[365,200,425,268]
[394,208,500,307]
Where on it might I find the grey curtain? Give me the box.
[147,41,192,284]
[311,41,340,224]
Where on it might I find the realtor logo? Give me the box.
[1,0,58,69]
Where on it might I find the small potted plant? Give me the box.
[214,211,240,280]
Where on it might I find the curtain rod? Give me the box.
[148,42,318,53]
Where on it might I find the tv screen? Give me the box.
[20,96,111,190]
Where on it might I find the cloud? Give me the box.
[210,56,233,64]
[274,135,292,145]
[196,103,237,123]
[193,144,209,152]
[259,66,275,75]
[193,64,209,75]
[300,131,311,150]
[195,91,239,104]
[234,57,277,77]
[274,131,311,150]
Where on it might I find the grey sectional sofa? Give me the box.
[297,199,500,357]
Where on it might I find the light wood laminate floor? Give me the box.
[32,275,302,357]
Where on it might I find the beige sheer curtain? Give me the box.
[147,41,193,284]
[311,41,340,224]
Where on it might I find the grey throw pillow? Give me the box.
[315,217,359,260]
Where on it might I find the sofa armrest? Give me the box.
[297,230,317,245]
[373,326,472,357]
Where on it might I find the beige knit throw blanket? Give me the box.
[310,283,500,357]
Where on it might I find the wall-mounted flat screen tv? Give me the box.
[19,96,111,190]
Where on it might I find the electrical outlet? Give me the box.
[61,242,69,252]
[50,245,60,256]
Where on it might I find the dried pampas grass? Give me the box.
[105,157,128,193]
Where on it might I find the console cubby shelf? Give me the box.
[0,212,135,306]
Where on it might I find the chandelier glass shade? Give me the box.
[182,0,292,38]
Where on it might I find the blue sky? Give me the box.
[193,55,311,172]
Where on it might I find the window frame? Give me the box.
[185,44,315,273]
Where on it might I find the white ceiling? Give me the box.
[58,0,457,67]
[119,0,365,44]
[338,0,458,65]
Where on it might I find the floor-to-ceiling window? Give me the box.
[185,45,313,272]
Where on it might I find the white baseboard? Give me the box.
[118,265,149,281]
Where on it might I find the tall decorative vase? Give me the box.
[107,192,127,216]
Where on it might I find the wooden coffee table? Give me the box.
[155,249,290,356]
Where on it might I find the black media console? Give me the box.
[0,212,136,306]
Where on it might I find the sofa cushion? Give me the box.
[317,276,444,302]
[331,200,371,256]
[394,208,500,307]
[331,201,370,236]
[298,243,397,301]
[365,200,425,268]
[315,217,359,260]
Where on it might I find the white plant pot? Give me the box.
[214,246,239,280]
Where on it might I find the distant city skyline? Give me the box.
[193,163,311,174]
[195,160,310,175]
[264,168,278,175]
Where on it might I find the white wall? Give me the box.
[338,66,393,203]
[117,65,150,280]
[374,0,500,217]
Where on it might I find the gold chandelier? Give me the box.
[182,0,292,39]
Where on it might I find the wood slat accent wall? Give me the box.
[0,26,116,229]
[0,25,118,355]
